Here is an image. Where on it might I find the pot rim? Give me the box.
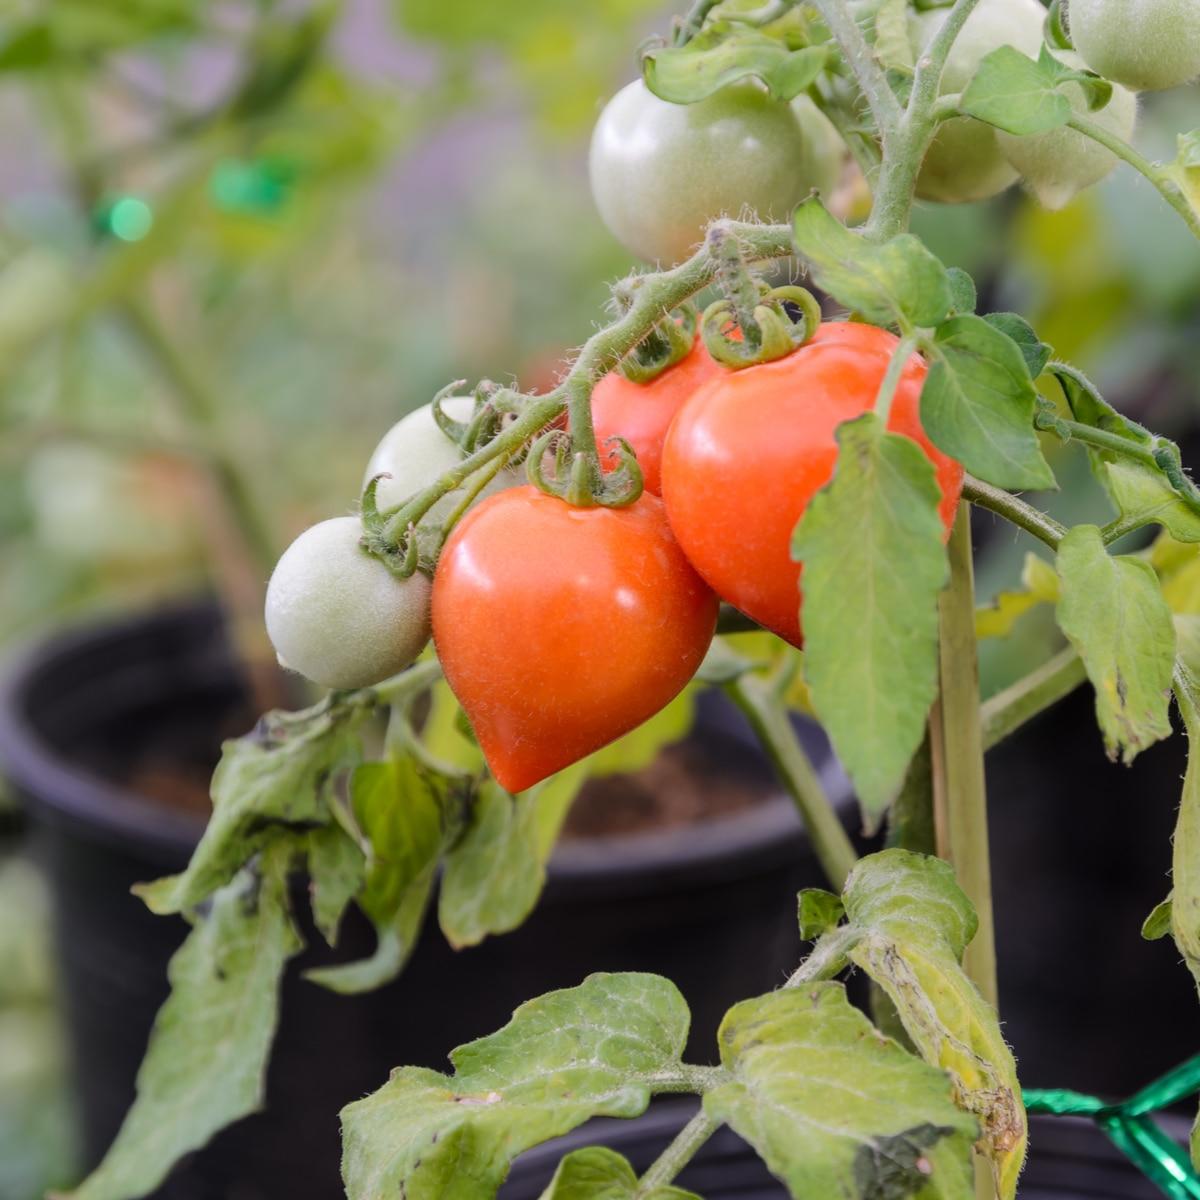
[0,600,854,886]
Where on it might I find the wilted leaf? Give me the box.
[975,553,1058,639]
[61,847,301,1200]
[704,983,976,1200]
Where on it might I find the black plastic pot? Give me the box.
[986,685,1200,1099]
[0,602,850,1200]
[499,1101,1188,1200]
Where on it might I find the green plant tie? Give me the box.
[1025,1055,1200,1198]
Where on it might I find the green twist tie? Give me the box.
[1026,1055,1200,1199]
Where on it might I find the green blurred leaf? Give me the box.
[975,553,1058,639]
[945,268,977,317]
[920,315,1054,491]
[792,198,952,329]
[960,45,1109,137]
[792,413,948,829]
[135,705,360,915]
[1056,525,1175,764]
[704,983,976,1200]
[1142,896,1173,941]
[797,888,845,940]
[643,26,827,103]
[307,823,366,945]
[539,1147,699,1200]
[840,851,1024,1198]
[873,0,915,73]
[340,973,691,1200]
[62,846,301,1200]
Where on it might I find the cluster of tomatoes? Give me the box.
[266,315,963,794]
[265,0,1198,794]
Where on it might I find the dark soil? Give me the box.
[118,711,776,839]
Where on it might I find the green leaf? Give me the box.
[307,823,366,945]
[873,0,915,73]
[1056,525,1175,764]
[981,312,1051,379]
[135,706,360,915]
[704,983,976,1200]
[792,198,952,329]
[644,26,828,103]
[1142,896,1173,941]
[797,888,845,940]
[439,775,574,949]
[61,846,301,1200]
[1052,366,1200,542]
[538,1147,699,1200]
[838,851,1025,1198]
[959,45,1108,137]
[0,23,55,70]
[975,553,1058,640]
[792,413,948,829]
[305,754,445,993]
[945,268,977,317]
[340,973,691,1200]
[920,315,1055,492]
[1171,671,1200,994]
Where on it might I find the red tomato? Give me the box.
[432,486,718,792]
[589,335,725,495]
[660,321,963,648]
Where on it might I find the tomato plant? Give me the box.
[431,486,717,793]
[661,322,963,647]
[65,3,1200,1200]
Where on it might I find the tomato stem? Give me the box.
[961,475,1067,549]
[727,673,858,891]
[981,647,1087,751]
[930,504,998,1012]
[872,334,917,424]
[636,1110,719,1195]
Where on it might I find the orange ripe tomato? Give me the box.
[660,321,963,647]
[432,486,718,792]
[590,335,726,495]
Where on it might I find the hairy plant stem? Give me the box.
[1067,113,1200,244]
[962,475,1067,549]
[728,673,858,891]
[637,1110,719,1195]
[873,334,916,422]
[381,222,794,547]
[809,0,901,134]
[930,506,998,1012]
[981,647,1086,750]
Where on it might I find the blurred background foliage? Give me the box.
[0,1,1198,1195]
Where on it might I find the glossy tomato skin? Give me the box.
[660,322,963,648]
[432,487,718,793]
[590,336,726,495]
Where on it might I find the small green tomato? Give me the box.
[997,54,1139,210]
[589,80,844,264]
[265,516,431,690]
[1069,0,1200,92]
[911,0,1047,204]
[364,395,519,521]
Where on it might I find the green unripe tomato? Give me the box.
[364,396,520,521]
[265,516,431,690]
[911,0,1047,203]
[1069,0,1200,92]
[589,80,844,264]
[997,54,1138,209]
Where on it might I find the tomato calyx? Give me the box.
[525,427,645,509]
[702,222,822,369]
[430,378,522,456]
[616,300,697,384]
